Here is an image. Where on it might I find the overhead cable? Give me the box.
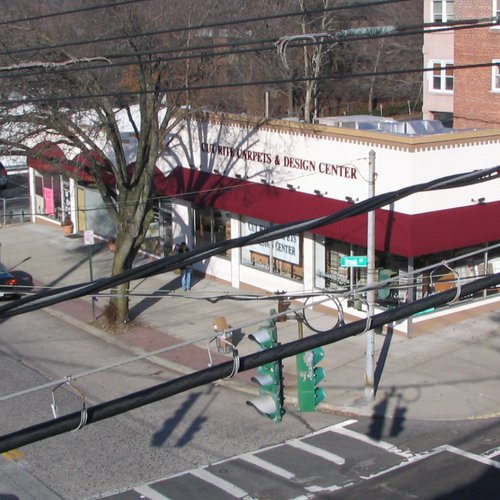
[0,164,498,320]
[0,271,498,454]
[0,0,412,57]
[2,61,497,106]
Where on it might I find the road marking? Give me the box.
[330,420,414,459]
[240,453,295,479]
[287,439,345,465]
[135,484,171,499]
[436,445,500,468]
[1,449,24,460]
[306,483,347,493]
[482,446,500,459]
[190,469,250,498]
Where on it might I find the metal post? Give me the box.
[407,256,414,338]
[365,150,376,402]
[88,245,95,321]
[297,316,304,340]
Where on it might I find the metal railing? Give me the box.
[0,197,31,227]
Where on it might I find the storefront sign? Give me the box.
[201,142,357,180]
[242,219,300,265]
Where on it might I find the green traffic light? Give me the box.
[312,347,325,365]
[246,314,284,422]
[314,367,325,385]
[296,349,326,412]
[315,388,326,405]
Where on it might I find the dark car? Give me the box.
[0,163,7,189]
[0,263,17,298]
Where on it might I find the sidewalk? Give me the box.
[1,223,499,422]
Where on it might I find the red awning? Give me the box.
[71,150,115,184]
[27,141,68,174]
[155,167,500,258]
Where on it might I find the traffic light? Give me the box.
[296,347,326,412]
[246,318,285,422]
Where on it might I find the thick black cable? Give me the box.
[0,272,498,454]
[0,165,498,320]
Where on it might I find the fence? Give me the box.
[0,197,31,227]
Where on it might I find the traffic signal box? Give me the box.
[296,347,326,412]
[246,318,285,422]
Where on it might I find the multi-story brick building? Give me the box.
[422,0,500,128]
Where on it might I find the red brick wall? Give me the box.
[453,0,500,128]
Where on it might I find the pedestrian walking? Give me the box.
[177,242,192,290]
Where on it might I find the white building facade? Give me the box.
[156,114,500,333]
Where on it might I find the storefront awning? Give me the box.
[156,167,500,258]
[27,141,68,174]
[71,150,115,184]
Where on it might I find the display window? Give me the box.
[194,206,231,257]
[241,216,303,281]
[34,172,64,221]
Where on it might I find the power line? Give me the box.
[2,60,497,106]
[0,0,412,57]
[1,17,494,81]
[0,0,152,26]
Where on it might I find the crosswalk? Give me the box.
[100,419,500,499]
[101,419,414,499]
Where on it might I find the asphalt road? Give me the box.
[2,305,500,499]
[0,305,337,499]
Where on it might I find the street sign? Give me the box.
[340,256,368,268]
[84,230,95,245]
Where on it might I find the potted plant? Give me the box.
[61,215,74,235]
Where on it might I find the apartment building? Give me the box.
[422,0,500,128]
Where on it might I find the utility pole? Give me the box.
[365,150,376,401]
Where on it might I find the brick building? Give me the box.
[422,0,500,128]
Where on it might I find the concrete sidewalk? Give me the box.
[1,223,499,422]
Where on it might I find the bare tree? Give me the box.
[0,0,224,325]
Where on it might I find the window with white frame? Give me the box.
[241,216,303,281]
[493,60,500,92]
[430,61,454,92]
[494,1,500,23]
[431,0,454,23]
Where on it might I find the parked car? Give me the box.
[0,163,7,189]
[0,263,17,298]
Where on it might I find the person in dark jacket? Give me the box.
[177,242,192,290]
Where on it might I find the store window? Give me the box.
[430,61,454,92]
[315,237,410,306]
[431,0,454,23]
[34,172,64,221]
[142,198,172,257]
[241,216,303,281]
[194,206,231,257]
[316,238,367,290]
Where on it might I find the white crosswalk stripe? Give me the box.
[286,438,345,465]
